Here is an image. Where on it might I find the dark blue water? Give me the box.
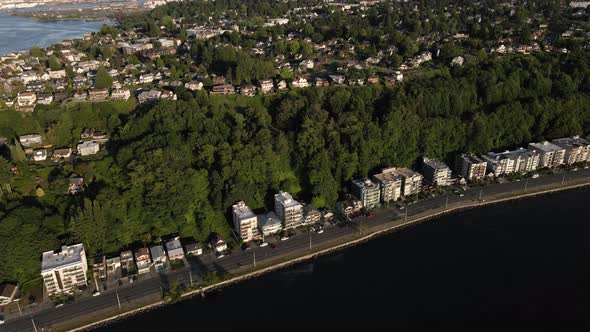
[0,13,107,55]
[96,187,590,331]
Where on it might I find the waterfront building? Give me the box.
[303,205,321,225]
[165,237,185,261]
[120,251,136,279]
[184,242,203,256]
[210,234,227,254]
[379,167,423,197]
[275,191,304,229]
[92,256,107,281]
[482,148,540,176]
[232,201,260,242]
[352,178,381,209]
[372,169,403,203]
[105,256,122,281]
[528,141,566,168]
[551,136,590,165]
[135,248,151,275]
[257,212,283,237]
[150,245,167,271]
[455,153,487,181]
[41,244,88,297]
[422,157,452,186]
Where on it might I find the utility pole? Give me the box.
[404,206,408,221]
[31,318,38,332]
[478,187,483,201]
[524,179,528,193]
[562,173,566,185]
[445,194,449,210]
[116,291,121,310]
[253,250,256,267]
[16,300,22,315]
[189,270,193,287]
[309,235,312,251]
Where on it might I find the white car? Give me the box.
[280,236,289,241]
[55,303,64,308]
[259,242,268,247]
[316,229,324,234]
[92,291,101,297]
[0,317,4,325]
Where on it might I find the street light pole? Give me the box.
[562,173,566,185]
[253,250,256,267]
[16,300,22,315]
[524,179,528,193]
[404,206,408,221]
[478,187,483,201]
[116,290,121,310]
[445,194,449,210]
[31,318,38,332]
[309,235,312,251]
[189,270,193,287]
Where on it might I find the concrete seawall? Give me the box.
[71,180,590,332]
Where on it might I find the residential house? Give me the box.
[48,69,66,80]
[315,77,330,87]
[352,178,381,209]
[110,89,131,101]
[150,245,167,271]
[185,81,204,91]
[303,205,321,225]
[160,90,177,100]
[257,212,283,237]
[37,93,53,105]
[528,141,565,168]
[165,237,185,261]
[291,77,309,88]
[0,284,18,306]
[139,73,154,84]
[210,234,227,254]
[329,75,346,85]
[277,80,288,91]
[551,136,590,165]
[240,84,256,97]
[16,92,36,107]
[211,75,226,85]
[258,79,274,94]
[367,75,380,84]
[422,157,452,186]
[372,168,403,203]
[184,242,203,256]
[68,175,84,194]
[41,244,88,297]
[77,141,100,156]
[232,201,260,242]
[137,90,161,103]
[93,256,107,281]
[135,248,151,274]
[32,148,47,162]
[105,256,122,281]
[88,89,109,102]
[120,251,136,279]
[19,134,42,147]
[275,191,304,230]
[210,84,235,95]
[455,153,487,181]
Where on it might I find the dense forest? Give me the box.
[1,52,590,285]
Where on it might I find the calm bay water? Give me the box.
[0,12,107,55]
[95,187,590,332]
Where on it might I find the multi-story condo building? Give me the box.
[352,178,381,209]
[303,205,321,225]
[528,141,566,168]
[275,191,304,230]
[482,148,540,176]
[455,153,488,181]
[41,244,88,297]
[372,169,403,203]
[421,157,452,186]
[232,201,260,242]
[551,136,590,165]
[380,167,423,197]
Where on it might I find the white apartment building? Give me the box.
[257,212,283,237]
[380,167,422,197]
[232,201,260,242]
[373,169,403,203]
[352,178,381,208]
[422,157,452,186]
[275,191,304,230]
[16,92,36,107]
[482,149,540,176]
[552,136,590,165]
[41,244,88,297]
[77,141,100,156]
[528,141,566,168]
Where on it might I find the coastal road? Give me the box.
[2,168,590,332]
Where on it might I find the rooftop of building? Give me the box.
[485,148,538,160]
[150,245,166,259]
[165,237,182,251]
[380,167,421,179]
[460,153,487,164]
[232,201,256,220]
[529,141,565,153]
[275,191,302,209]
[352,178,380,190]
[423,157,450,170]
[551,136,590,149]
[257,211,282,228]
[41,243,86,272]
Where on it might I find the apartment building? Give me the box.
[135,248,151,275]
[257,212,283,237]
[41,244,88,297]
[380,167,423,197]
[16,92,36,107]
[275,191,304,230]
[551,136,590,165]
[232,201,260,242]
[528,141,566,168]
[422,157,452,186]
[352,178,381,209]
[482,148,540,176]
[372,169,403,203]
[455,153,488,181]
[303,205,321,225]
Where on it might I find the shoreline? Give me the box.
[70,179,590,332]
